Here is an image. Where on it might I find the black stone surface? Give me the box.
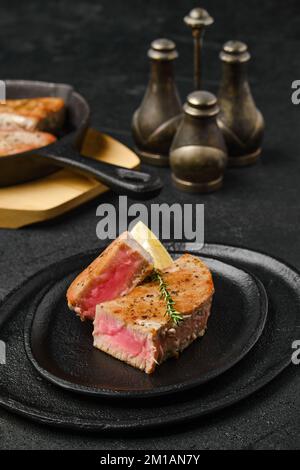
[0,0,299,450]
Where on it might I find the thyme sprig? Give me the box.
[151,269,183,325]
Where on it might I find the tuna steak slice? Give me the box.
[93,254,214,373]
[67,232,154,320]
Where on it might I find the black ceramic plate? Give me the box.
[24,256,267,399]
[0,243,298,432]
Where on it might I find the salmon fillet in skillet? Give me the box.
[67,232,154,321]
[93,254,214,373]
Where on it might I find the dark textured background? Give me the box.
[0,0,299,450]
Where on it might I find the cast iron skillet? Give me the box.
[0,80,162,199]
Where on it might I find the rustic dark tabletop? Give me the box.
[0,0,299,450]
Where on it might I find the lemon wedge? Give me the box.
[130,221,173,270]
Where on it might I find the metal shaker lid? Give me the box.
[148,38,178,61]
[184,8,214,28]
[183,91,219,117]
[220,40,251,63]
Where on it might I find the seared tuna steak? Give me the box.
[0,97,65,132]
[67,232,154,320]
[0,130,56,156]
[93,254,214,373]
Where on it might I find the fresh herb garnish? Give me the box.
[151,269,183,325]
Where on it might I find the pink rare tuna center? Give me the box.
[80,247,147,319]
[93,313,154,361]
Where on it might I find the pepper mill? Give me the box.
[170,91,227,192]
[184,7,214,90]
[217,40,265,166]
[131,38,182,166]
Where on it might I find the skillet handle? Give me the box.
[38,144,163,199]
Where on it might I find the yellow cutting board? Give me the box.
[0,128,140,228]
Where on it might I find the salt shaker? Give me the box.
[132,38,182,166]
[170,91,227,192]
[217,40,265,166]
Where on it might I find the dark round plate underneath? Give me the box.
[24,256,267,398]
[0,243,298,432]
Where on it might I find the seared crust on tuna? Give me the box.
[0,97,65,132]
[0,130,56,156]
[93,254,214,373]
